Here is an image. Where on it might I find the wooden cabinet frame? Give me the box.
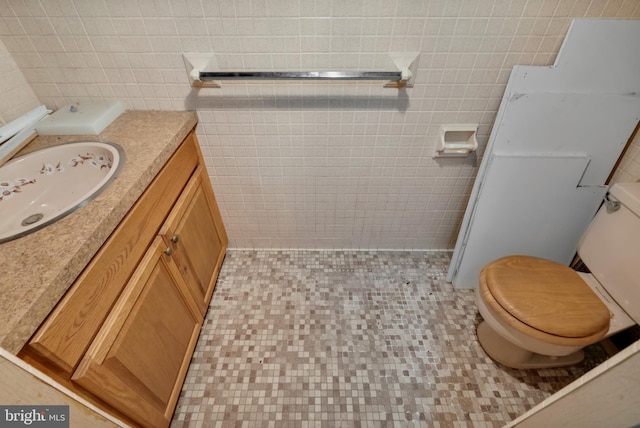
[19,129,227,427]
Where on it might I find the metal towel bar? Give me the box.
[198,70,403,81]
[183,53,419,88]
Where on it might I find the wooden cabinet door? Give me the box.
[160,165,227,316]
[72,238,201,428]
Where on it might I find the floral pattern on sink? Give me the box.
[40,163,64,175]
[1,151,113,202]
[68,152,113,169]
[0,178,37,201]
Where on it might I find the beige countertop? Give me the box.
[0,110,198,354]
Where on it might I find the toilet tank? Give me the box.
[578,182,640,324]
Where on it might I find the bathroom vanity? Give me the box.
[0,111,227,427]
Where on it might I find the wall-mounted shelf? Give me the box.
[183,53,419,89]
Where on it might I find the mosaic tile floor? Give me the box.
[171,250,609,427]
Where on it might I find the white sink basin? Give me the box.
[0,141,125,243]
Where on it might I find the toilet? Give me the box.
[476,182,640,369]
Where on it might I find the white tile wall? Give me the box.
[0,37,39,125]
[1,0,639,249]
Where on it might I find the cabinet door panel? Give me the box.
[72,238,201,428]
[161,166,227,315]
[178,185,222,297]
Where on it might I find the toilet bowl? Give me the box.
[476,255,611,368]
[475,182,640,369]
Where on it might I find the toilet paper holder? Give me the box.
[434,124,478,157]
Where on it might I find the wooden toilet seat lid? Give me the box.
[483,255,610,338]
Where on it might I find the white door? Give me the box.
[448,19,640,288]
